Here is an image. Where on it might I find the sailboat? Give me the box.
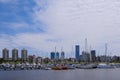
[97,63,114,69]
[77,38,97,69]
[97,44,114,69]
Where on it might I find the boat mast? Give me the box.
[61,47,63,62]
[90,45,92,62]
[85,38,88,53]
[72,45,74,58]
[55,46,56,64]
[105,43,107,63]
[85,38,90,63]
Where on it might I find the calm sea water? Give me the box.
[0,69,120,80]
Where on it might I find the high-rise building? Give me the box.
[75,45,80,61]
[91,50,96,62]
[56,52,59,60]
[2,48,9,60]
[82,51,90,62]
[61,51,65,60]
[21,48,27,61]
[12,48,18,61]
[50,52,55,60]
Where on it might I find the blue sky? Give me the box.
[0,0,120,58]
[0,0,48,57]
[0,0,44,34]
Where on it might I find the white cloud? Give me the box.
[0,33,63,57]
[1,0,120,58]
[33,0,120,56]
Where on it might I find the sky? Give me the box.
[0,0,120,58]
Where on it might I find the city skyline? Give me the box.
[0,46,119,59]
[0,0,120,57]
[1,47,120,63]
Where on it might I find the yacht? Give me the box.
[97,63,114,69]
[76,63,97,69]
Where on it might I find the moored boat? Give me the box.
[97,63,114,69]
[51,64,68,70]
[76,63,97,69]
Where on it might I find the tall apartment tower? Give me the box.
[82,51,90,62]
[21,48,27,61]
[56,52,59,60]
[50,52,55,60]
[12,48,18,61]
[75,45,80,61]
[61,51,65,60]
[2,48,9,61]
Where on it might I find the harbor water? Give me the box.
[0,69,120,80]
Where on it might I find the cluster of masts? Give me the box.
[83,38,108,56]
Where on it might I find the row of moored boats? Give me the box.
[0,63,120,70]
